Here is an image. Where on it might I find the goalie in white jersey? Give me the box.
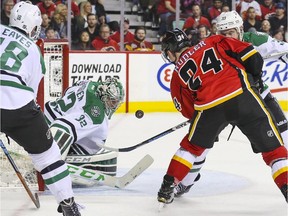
[44,78,124,181]
[0,2,81,216]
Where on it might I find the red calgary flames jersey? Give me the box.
[91,37,120,51]
[170,34,263,113]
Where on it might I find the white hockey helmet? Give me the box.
[216,10,244,40]
[9,1,42,40]
[97,78,125,119]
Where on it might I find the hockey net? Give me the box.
[0,39,69,191]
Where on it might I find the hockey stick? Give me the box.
[98,120,190,152]
[67,154,154,188]
[0,140,40,208]
[263,51,287,59]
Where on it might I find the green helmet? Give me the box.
[97,78,124,118]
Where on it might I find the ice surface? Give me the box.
[0,113,287,216]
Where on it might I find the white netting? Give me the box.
[43,42,64,102]
[0,134,38,188]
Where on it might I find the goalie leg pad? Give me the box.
[66,146,118,176]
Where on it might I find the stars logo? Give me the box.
[91,106,100,117]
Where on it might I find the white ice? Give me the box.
[0,112,287,216]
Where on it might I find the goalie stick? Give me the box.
[98,120,190,152]
[67,154,154,188]
[0,140,40,208]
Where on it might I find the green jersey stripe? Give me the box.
[0,80,34,92]
[44,169,70,185]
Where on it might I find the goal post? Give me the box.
[37,39,70,191]
[37,39,70,107]
[0,39,70,192]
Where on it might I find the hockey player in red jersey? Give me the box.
[157,28,288,205]
[174,10,288,198]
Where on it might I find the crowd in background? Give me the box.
[1,0,287,51]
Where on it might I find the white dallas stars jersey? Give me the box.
[0,24,45,109]
[243,32,288,61]
[44,80,109,154]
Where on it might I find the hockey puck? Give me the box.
[135,110,144,119]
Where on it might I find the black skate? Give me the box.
[174,173,201,197]
[280,184,288,203]
[57,197,81,216]
[157,174,175,204]
[174,182,193,197]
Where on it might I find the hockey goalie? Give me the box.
[44,77,124,186]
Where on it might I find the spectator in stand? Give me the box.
[190,24,211,45]
[89,0,108,24]
[55,0,80,18]
[110,18,135,45]
[236,0,262,21]
[45,26,61,39]
[182,4,211,35]
[37,0,56,19]
[260,19,272,35]
[207,0,223,21]
[73,1,92,41]
[72,30,94,50]
[260,0,276,20]
[54,3,69,19]
[137,0,160,25]
[84,13,100,41]
[210,19,218,35]
[125,26,155,51]
[201,0,213,17]
[157,0,176,40]
[50,4,68,39]
[91,24,120,51]
[268,2,287,33]
[39,13,51,39]
[1,0,14,26]
[243,6,262,32]
[221,2,230,12]
[272,29,285,41]
[197,24,211,40]
[180,0,201,16]
[30,0,42,4]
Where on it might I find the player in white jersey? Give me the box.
[174,10,288,199]
[44,78,124,180]
[0,2,81,215]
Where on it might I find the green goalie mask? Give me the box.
[97,78,124,118]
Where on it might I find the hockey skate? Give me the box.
[174,182,193,197]
[57,197,81,216]
[157,175,175,204]
[174,173,201,197]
